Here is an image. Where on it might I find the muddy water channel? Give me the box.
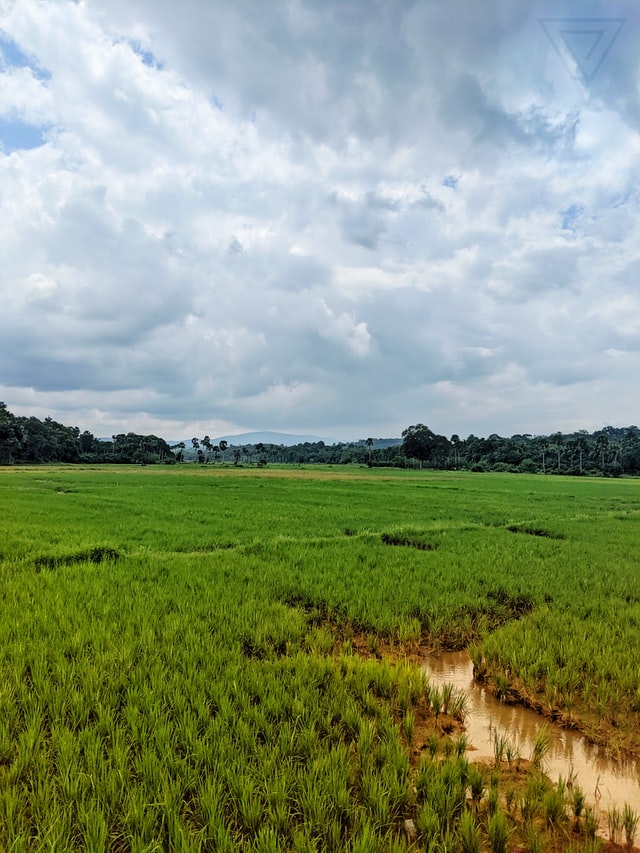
[424,651,640,819]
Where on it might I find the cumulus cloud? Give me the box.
[0,0,639,440]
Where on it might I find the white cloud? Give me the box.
[0,0,639,440]
[313,298,371,358]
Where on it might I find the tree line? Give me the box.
[0,402,174,465]
[396,423,640,476]
[1,403,638,475]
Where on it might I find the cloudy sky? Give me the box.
[1,1,638,441]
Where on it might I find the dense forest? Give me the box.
[0,402,174,465]
[1,402,639,475]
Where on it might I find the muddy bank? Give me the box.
[424,650,640,820]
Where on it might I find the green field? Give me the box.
[1,465,639,851]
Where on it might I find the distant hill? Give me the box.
[101,432,401,448]
[354,438,402,449]
[213,431,340,446]
[101,432,404,449]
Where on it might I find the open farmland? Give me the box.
[0,465,639,851]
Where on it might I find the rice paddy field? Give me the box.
[1,463,639,851]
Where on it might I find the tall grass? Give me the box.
[0,465,639,848]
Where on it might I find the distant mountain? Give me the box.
[101,432,401,448]
[213,431,340,446]
[354,438,402,449]
[211,433,405,448]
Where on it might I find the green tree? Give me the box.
[621,428,640,474]
[593,431,610,472]
[255,442,266,466]
[109,433,174,464]
[535,437,549,474]
[550,432,564,472]
[575,435,589,474]
[171,442,186,462]
[79,430,96,455]
[401,424,437,469]
[450,434,462,468]
[0,402,22,464]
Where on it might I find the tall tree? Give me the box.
[621,428,640,474]
[550,432,564,472]
[593,431,610,472]
[575,436,589,474]
[171,442,186,462]
[0,403,22,464]
[401,424,438,469]
[450,434,461,468]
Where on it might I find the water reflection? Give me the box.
[424,651,640,817]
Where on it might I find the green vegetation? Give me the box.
[3,402,640,474]
[0,464,639,850]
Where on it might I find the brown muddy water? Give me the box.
[424,651,640,821]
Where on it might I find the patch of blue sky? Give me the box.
[0,117,48,153]
[0,32,50,80]
[442,175,458,189]
[610,188,634,209]
[560,202,583,231]
[128,39,164,70]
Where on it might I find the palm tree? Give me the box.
[366,437,374,466]
[593,432,610,472]
[550,432,564,472]
[536,437,549,474]
[575,436,589,474]
[450,434,461,468]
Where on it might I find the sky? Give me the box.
[1,0,639,442]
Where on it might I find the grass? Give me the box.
[0,464,639,849]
